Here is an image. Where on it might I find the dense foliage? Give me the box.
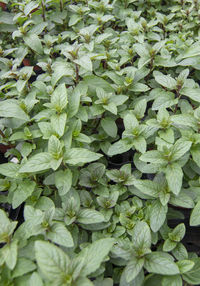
[1,0,200,285]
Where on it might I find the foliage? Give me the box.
[1,0,200,285]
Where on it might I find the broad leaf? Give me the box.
[78,238,114,276]
[190,201,200,226]
[0,100,29,121]
[24,34,43,54]
[165,163,183,195]
[77,209,105,224]
[150,200,167,232]
[65,148,102,165]
[124,257,144,283]
[47,222,74,248]
[35,240,70,281]
[145,252,180,275]
[19,153,52,173]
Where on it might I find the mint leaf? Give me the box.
[133,180,159,197]
[132,221,151,251]
[24,34,43,54]
[29,272,43,286]
[77,209,105,224]
[108,139,133,156]
[35,240,70,282]
[19,153,52,173]
[0,100,29,121]
[65,148,102,165]
[145,252,179,275]
[154,71,177,90]
[47,222,74,248]
[161,275,182,286]
[78,238,114,276]
[190,201,200,226]
[124,257,144,283]
[177,260,195,274]
[12,180,36,209]
[55,169,72,196]
[165,163,183,195]
[150,200,167,232]
[0,163,20,178]
[101,118,117,138]
[12,257,36,278]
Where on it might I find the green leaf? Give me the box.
[35,240,70,282]
[101,118,117,138]
[29,272,43,286]
[132,221,151,251]
[51,84,68,111]
[120,269,144,286]
[76,277,94,286]
[178,42,200,59]
[161,275,182,286]
[145,252,180,275]
[124,113,138,131]
[74,55,93,71]
[150,200,167,232]
[12,257,36,278]
[129,82,150,92]
[124,257,144,283]
[24,1,39,16]
[2,239,18,270]
[64,148,102,165]
[191,145,200,167]
[51,61,74,87]
[47,222,74,248]
[108,139,133,156]
[170,191,194,209]
[24,34,43,54]
[163,239,177,252]
[172,243,188,261]
[12,180,36,209]
[168,223,186,242]
[50,113,67,138]
[19,153,52,173]
[68,14,81,26]
[77,209,105,224]
[165,163,183,195]
[182,258,200,285]
[104,102,117,115]
[133,136,146,154]
[176,260,195,274]
[0,163,20,178]
[55,169,72,196]
[78,238,114,276]
[0,100,29,121]
[180,88,200,102]
[83,75,114,93]
[190,200,200,226]
[50,157,62,171]
[152,91,178,110]
[48,135,62,159]
[0,209,10,228]
[140,151,166,164]
[154,71,177,90]
[94,278,113,286]
[171,140,192,161]
[68,85,81,118]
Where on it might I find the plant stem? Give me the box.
[41,0,46,21]
[60,0,63,12]
[0,129,6,138]
[174,89,181,114]
[75,64,79,83]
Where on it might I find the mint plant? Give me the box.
[1,0,200,285]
